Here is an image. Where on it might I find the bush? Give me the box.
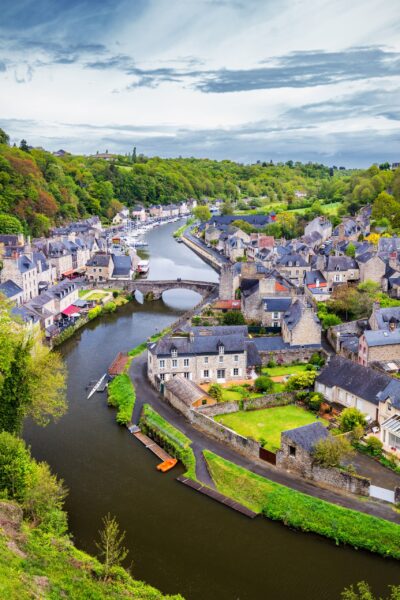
[112,291,119,298]
[295,391,309,402]
[285,371,316,391]
[222,311,245,325]
[267,359,276,368]
[308,393,323,412]
[254,376,273,393]
[107,374,136,425]
[209,383,223,402]
[88,305,102,320]
[339,407,367,433]
[313,435,354,467]
[305,364,317,371]
[103,301,117,313]
[365,436,383,456]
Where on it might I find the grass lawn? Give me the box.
[203,450,400,560]
[84,291,109,301]
[215,405,325,451]
[78,289,90,297]
[261,364,309,377]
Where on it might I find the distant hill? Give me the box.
[0,127,399,236]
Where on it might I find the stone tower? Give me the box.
[219,263,234,300]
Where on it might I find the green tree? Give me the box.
[24,461,67,532]
[96,513,129,581]
[193,205,211,222]
[346,243,356,258]
[342,581,400,600]
[208,383,223,402]
[0,214,23,234]
[339,407,367,433]
[0,431,32,501]
[19,139,29,152]
[0,128,9,145]
[313,435,354,467]
[285,371,316,391]
[222,311,245,325]
[221,199,234,215]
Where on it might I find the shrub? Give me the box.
[222,311,245,325]
[267,359,276,368]
[285,371,316,391]
[295,391,309,402]
[339,407,367,433]
[112,291,119,298]
[365,436,383,456]
[209,383,223,402]
[107,374,136,425]
[192,316,201,326]
[308,393,323,412]
[313,435,354,468]
[254,376,273,393]
[88,305,102,320]
[305,364,317,371]
[103,301,117,313]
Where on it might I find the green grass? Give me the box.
[78,289,90,297]
[215,405,325,451]
[85,291,109,301]
[128,328,172,358]
[262,364,309,377]
[0,505,183,599]
[204,451,400,560]
[140,404,196,479]
[107,374,136,425]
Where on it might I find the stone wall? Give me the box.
[197,392,295,417]
[257,346,321,365]
[327,320,364,352]
[181,235,222,271]
[188,409,260,459]
[312,465,370,496]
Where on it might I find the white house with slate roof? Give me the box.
[147,325,259,387]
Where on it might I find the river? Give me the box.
[24,220,400,600]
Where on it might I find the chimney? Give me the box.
[189,331,194,343]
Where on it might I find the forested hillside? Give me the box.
[0,127,399,236]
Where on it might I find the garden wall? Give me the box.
[311,465,370,496]
[197,392,295,417]
[257,346,321,365]
[188,409,260,459]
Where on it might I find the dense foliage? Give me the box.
[204,451,400,560]
[107,374,136,425]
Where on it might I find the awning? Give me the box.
[382,415,400,434]
[62,305,81,317]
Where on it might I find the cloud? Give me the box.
[195,46,400,93]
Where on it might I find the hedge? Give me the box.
[204,450,400,560]
[140,404,196,479]
[107,374,136,425]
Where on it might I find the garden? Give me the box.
[214,404,326,452]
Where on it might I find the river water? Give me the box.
[24,221,400,600]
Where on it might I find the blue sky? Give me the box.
[0,0,399,166]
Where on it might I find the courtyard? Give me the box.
[215,405,327,452]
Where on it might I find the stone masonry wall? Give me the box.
[197,392,295,417]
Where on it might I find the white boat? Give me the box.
[137,260,150,274]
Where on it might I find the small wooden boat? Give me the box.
[156,458,178,472]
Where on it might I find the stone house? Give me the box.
[0,254,39,302]
[304,216,332,243]
[322,256,359,291]
[241,273,296,323]
[0,279,23,305]
[262,297,292,329]
[164,375,215,416]
[281,299,321,347]
[369,304,400,331]
[275,253,310,284]
[356,252,386,284]
[47,242,73,279]
[86,253,113,282]
[131,205,147,222]
[110,254,134,279]
[358,329,400,366]
[304,270,331,302]
[276,422,329,477]
[147,325,251,387]
[333,218,360,242]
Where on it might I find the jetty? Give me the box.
[128,426,178,471]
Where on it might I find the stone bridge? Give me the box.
[95,278,218,301]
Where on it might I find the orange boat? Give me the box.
[157,459,178,472]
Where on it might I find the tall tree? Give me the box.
[96,513,129,580]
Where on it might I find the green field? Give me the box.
[215,405,325,451]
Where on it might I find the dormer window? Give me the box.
[171,348,178,358]
[218,344,224,355]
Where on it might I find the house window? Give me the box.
[219,355,224,363]
[273,312,279,319]
[171,348,178,358]
[233,368,239,376]
[204,356,209,364]
[334,274,341,282]
[159,373,165,381]
[184,372,190,379]
[217,369,226,379]
[172,359,178,368]
[234,355,239,362]
[218,344,224,355]
[289,445,296,457]
[273,321,279,328]
[159,359,165,369]
[203,369,209,378]
[183,358,189,367]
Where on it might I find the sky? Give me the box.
[0,0,399,166]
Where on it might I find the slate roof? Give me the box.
[149,326,248,356]
[356,251,384,265]
[378,237,400,254]
[164,376,208,406]
[276,253,308,267]
[304,270,326,286]
[112,254,131,276]
[263,297,292,312]
[373,307,400,330]
[316,355,400,406]
[209,214,273,229]
[18,255,35,273]
[87,253,111,267]
[245,341,262,367]
[0,279,23,298]
[252,336,289,351]
[283,422,329,452]
[364,329,400,347]
[326,256,358,272]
